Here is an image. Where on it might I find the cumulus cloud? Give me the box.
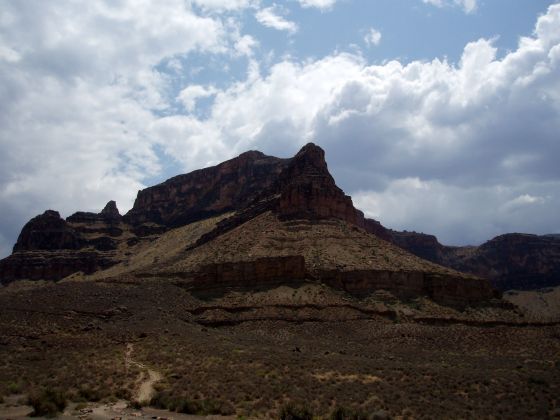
[297,0,338,11]
[158,4,560,245]
[0,0,250,256]
[190,0,258,12]
[1,1,559,258]
[177,85,218,111]
[364,28,382,47]
[423,0,478,14]
[255,6,298,33]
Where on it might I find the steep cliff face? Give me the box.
[13,210,85,252]
[0,143,510,307]
[390,231,449,265]
[276,143,363,226]
[125,151,289,228]
[457,234,560,291]
[0,203,124,283]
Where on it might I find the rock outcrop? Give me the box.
[390,231,450,265]
[0,203,125,283]
[276,143,363,226]
[13,210,85,252]
[125,151,289,228]
[0,143,515,308]
[0,250,116,282]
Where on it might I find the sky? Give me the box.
[0,0,559,257]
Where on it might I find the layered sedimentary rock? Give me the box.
[390,231,560,291]
[147,210,496,306]
[0,203,124,283]
[188,256,307,291]
[125,151,289,228]
[318,269,497,305]
[0,250,116,282]
[390,231,450,266]
[276,143,363,225]
[13,210,85,252]
[0,143,508,307]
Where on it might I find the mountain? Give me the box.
[391,230,560,291]
[0,143,497,306]
[3,143,560,420]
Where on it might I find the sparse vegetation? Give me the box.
[150,390,234,415]
[330,406,372,420]
[7,381,22,394]
[27,388,67,417]
[280,403,314,420]
[0,280,559,418]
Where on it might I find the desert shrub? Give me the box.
[330,406,371,420]
[115,387,132,400]
[27,388,67,417]
[150,391,233,416]
[330,407,388,420]
[279,403,313,420]
[77,385,107,402]
[8,381,22,394]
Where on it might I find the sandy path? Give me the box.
[125,343,163,403]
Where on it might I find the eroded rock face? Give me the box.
[0,142,523,305]
[13,210,85,252]
[457,234,560,291]
[390,231,560,291]
[0,250,116,282]
[67,200,122,225]
[318,269,498,306]
[276,143,364,226]
[100,200,121,220]
[1,203,124,283]
[125,151,290,227]
[188,256,307,291]
[390,231,448,264]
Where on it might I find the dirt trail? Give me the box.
[125,343,163,403]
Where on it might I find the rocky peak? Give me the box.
[237,150,266,161]
[292,142,329,172]
[100,200,121,220]
[13,210,84,252]
[276,143,363,226]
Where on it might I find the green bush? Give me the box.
[8,382,22,394]
[279,403,313,420]
[27,388,67,417]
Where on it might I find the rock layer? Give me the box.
[0,143,509,307]
[391,231,560,291]
[125,151,289,228]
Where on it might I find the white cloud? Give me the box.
[423,0,478,14]
[364,28,382,47]
[156,4,560,245]
[177,85,218,111]
[1,1,559,259]
[255,6,298,33]
[190,0,258,12]
[0,0,250,256]
[353,181,558,245]
[297,0,338,11]
[234,34,259,57]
